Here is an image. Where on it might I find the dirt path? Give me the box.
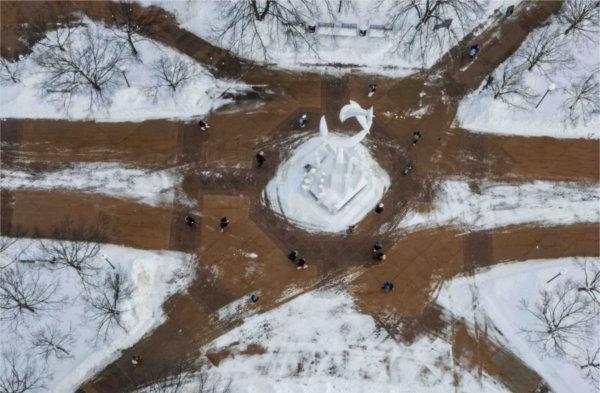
[1,1,598,392]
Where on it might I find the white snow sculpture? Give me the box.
[265,101,390,233]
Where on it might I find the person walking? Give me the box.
[375,202,384,214]
[382,281,394,292]
[250,294,259,303]
[297,258,308,270]
[256,151,266,168]
[220,216,229,231]
[185,215,196,227]
[298,114,308,128]
[288,250,298,261]
[198,119,209,131]
[412,131,422,145]
[468,44,480,60]
[368,83,378,97]
[373,242,384,253]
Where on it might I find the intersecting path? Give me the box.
[1,1,598,392]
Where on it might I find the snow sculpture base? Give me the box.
[265,133,390,233]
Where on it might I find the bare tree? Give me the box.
[215,0,319,60]
[564,71,600,125]
[30,324,74,361]
[151,55,199,93]
[488,61,535,107]
[0,58,22,85]
[577,345,600,386]
[516,25,572,75]
[85,267,133,339]
[141,361,231,393]
[34,27,126,112]
[520,282,595,357]
[558,0,600,42]
[382,0,484,64]
[34,23,75,53]
[195,371,232,393]
[0,349,46,393]
[571,260,600,305]
[0,266,60,323]
[110,0,163,58]
[37,219,105,281]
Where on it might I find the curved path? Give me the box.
[1,1,598,392]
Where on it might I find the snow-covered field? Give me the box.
[437,257,600,393]
[0,19,247,121]
[0,163,181,207]
[394,179,600,232]
[0,238,194,393]
[144,288,509,393]
[143,0,518,75]
[456,14,600,139]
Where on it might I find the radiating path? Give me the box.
[0,0,597,392]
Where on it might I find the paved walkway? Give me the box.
[1,1,598,392]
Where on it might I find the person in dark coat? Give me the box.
[297,258,308,270]
[250,294,259,303]
[288,250,298,261]
[382,281,394,292]
[256,151,266,167]
[185,215,196,227]
[220,216,229,230]
[373,242,384,253]
[368,83,378,97]
[198,120,209,131]
[412,131,422,145]
[375,202,384,214]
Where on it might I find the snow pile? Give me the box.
[193,288,508,393]
[0,238,194,393]
[265,133,389,233]
[437,257,600,393]
[0,163,181,206]
[143,0,516,75]
[397,179,600,231]
[455,16,600,138]
[0,20,247,121]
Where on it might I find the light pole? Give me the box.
[120,66,130,88]
[535,83,556,109]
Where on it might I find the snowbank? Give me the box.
[455,16,600,139]
[0,20,246,121]
[194,288,508,393]
[0,163,181,207]
[396,179,600,231]
[142,0,517,76]
[0,238,194,393]
[437,257,600,393]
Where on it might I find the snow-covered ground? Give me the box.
[455,14,600,139]
[0,19,247,121]
[143,0,517,75]
[0,163,181,207]
[392,179,600,232]
[0,238,194,393]
[437,257,600,393]
[144,288,508,393]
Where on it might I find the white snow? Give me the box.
[142,0,518,76]
[455,16,600,139]
[0,163,181,206]
[0,20,247,121]
[187,288,509,393]
[0,238,194,393]
[265,133,390,233]
[436,257,600,393]
[396,178,600,231]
